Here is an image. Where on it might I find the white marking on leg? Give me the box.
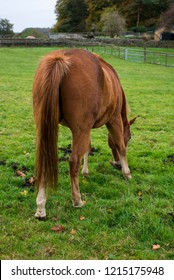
[70,175,83,207]
[82,151,89,176]
[35,187,46,218]
[119,154,132,180]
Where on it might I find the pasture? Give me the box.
[0,47,174,260]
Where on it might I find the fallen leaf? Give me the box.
[137,191,142,197]
[52,216,59,221]
[20,190,28,196]
[51,225,65,233]
[29,177,35,185]
[107,208,113,213]
[70,229,76,235]
[80,216,85,221]
[137,191,143,201]
[152,244,160,250]
[22,176,35,187]
[16,170,26,177]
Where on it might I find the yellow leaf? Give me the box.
[152,244,160,250]
[80,216,85,221]
[71,229,76,235]
[20,190,28,196]
[137,191,142,197]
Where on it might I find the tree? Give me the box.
[118,0,173,28]
[159,3,174,30]
[0,18,14,35]
[85,0,119,30]
[54,0,88,32]
[134,0,172,27]
[53,0,173,34]
[100,10,126,37]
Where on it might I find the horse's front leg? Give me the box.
[108,133,121,169]
[35,176,47,220]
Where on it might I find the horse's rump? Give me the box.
[58,49,103,130]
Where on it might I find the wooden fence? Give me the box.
[82,45,174,67]
[0,38,174,67]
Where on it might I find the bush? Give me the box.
[129,26,147,33]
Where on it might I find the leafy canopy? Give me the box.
[0,18,14,35]
[53,0,173,32]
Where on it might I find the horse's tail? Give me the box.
[33,52,71,190]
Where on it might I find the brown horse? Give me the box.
[33,49,136,219]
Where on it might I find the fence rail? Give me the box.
[84,45,174,67]
[0,39,174,67]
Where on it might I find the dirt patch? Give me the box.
[163,155,174,164]
[9,161,35,189]
[0,160,6,166]
[11,162,29,176]
[58,145,100,161]
[89,147,100,156]
[58,144,72,162]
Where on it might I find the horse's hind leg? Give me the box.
[107,116,131,180]
[35,175,47,220]
[69,131,90,207]
[82,151,89,176]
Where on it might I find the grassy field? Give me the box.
[0,47,174,260]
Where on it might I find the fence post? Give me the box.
[144,47,146,63]
[124,48,128,60]
[165,53,168,66]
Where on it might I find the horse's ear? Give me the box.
[129,115,140,125]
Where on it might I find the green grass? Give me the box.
[0,47,174,260]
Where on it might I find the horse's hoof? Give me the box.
[110,160,122,170]
[82,171,89,177]
[35,212,47,221]
[82,167,89,177]
[73,199,84,208]
[124,173,132,180]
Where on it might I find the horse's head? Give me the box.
[109,116,138,169]
[124,116,138,147]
